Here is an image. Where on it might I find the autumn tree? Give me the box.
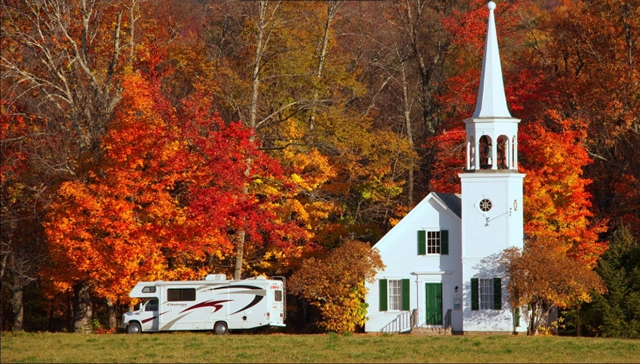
[519,115,608,268]
[289,240,384,333]
[43,73,193,332]
[183,89,312,280]
[0,100,46,332]
[203,0,417,251]
[202,1,310,279]
[43,71,312,330]
[525,0,640,241]
[4,0,639,335]
[430,0,608,265]
[429,3,610,337]
[1,0,143,333]
[0,0,132,157]
[502,241,605,336]
[377,0,455,205]
[1,0,221,332]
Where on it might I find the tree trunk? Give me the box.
[528,300,555,336]
[11,288,24,332]
[528,302,537,335]
[67,292,74,332]
[234,230,246,280]
[106,298,117,330]
[232,1,277,281]
[73,281,93,333]
[401,64,415,207]
[308,1,340,131]
[576,306,582,337]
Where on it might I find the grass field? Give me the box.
[2,331,639,363]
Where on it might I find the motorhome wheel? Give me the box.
[126,322,141,334]
[213,321,228,335]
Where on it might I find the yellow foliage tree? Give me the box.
[502,241,606,335]
[288,240,384,333]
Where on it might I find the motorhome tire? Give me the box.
[127,322,141,334]
[213,321,228,335]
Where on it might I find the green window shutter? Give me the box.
[471,278,479,311]
[379,279,388,311]
[402,279,411,311]
[493,277,502,310]
[440,230,449,255]
[514,307,520,327]
[417,230,426,255]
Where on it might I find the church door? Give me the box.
[425,283,443,325]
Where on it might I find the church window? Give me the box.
[418,230,449,255]
[497,135,509,169]
[378,279,410,311]
[471,277,501,310]
[479,279,494,309]
[479,135,493,169]
[427,231,440,254]
[389,280,403,310]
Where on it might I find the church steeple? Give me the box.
[464,1,519,172]
[459,1,526,334]
[473,1,510,118]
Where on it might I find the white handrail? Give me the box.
[380,309,417,334]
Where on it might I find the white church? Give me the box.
[364,2,527,334]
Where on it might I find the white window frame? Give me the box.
[388,279,403,311]
[427,231,441,254]
[479,278,494,310]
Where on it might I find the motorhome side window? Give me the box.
[142,286,156,293]
[167,288,196,301]
[145,299,158,311]
[275,290,282,302]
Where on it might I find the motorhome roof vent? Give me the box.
[205,274,227,281]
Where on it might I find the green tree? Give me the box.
[584,225,640,338]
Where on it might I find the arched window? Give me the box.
[479,135,492,169]
[497,135,509,169]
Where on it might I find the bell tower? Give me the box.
[459,1,525,332]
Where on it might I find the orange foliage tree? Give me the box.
[43,72,311,331]
[519,113,608,269]
[524,0,640,240]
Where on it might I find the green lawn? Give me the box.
[2,331,639,363]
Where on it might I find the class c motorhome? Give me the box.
[122,274,286,334]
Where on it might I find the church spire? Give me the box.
[472,1,511,118]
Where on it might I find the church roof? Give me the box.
[433,192,462,219]
[472,1,511,118]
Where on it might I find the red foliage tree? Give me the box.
[44,72,310,330]
[429,0,608,268]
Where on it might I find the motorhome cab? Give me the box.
[122,274,285,334]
